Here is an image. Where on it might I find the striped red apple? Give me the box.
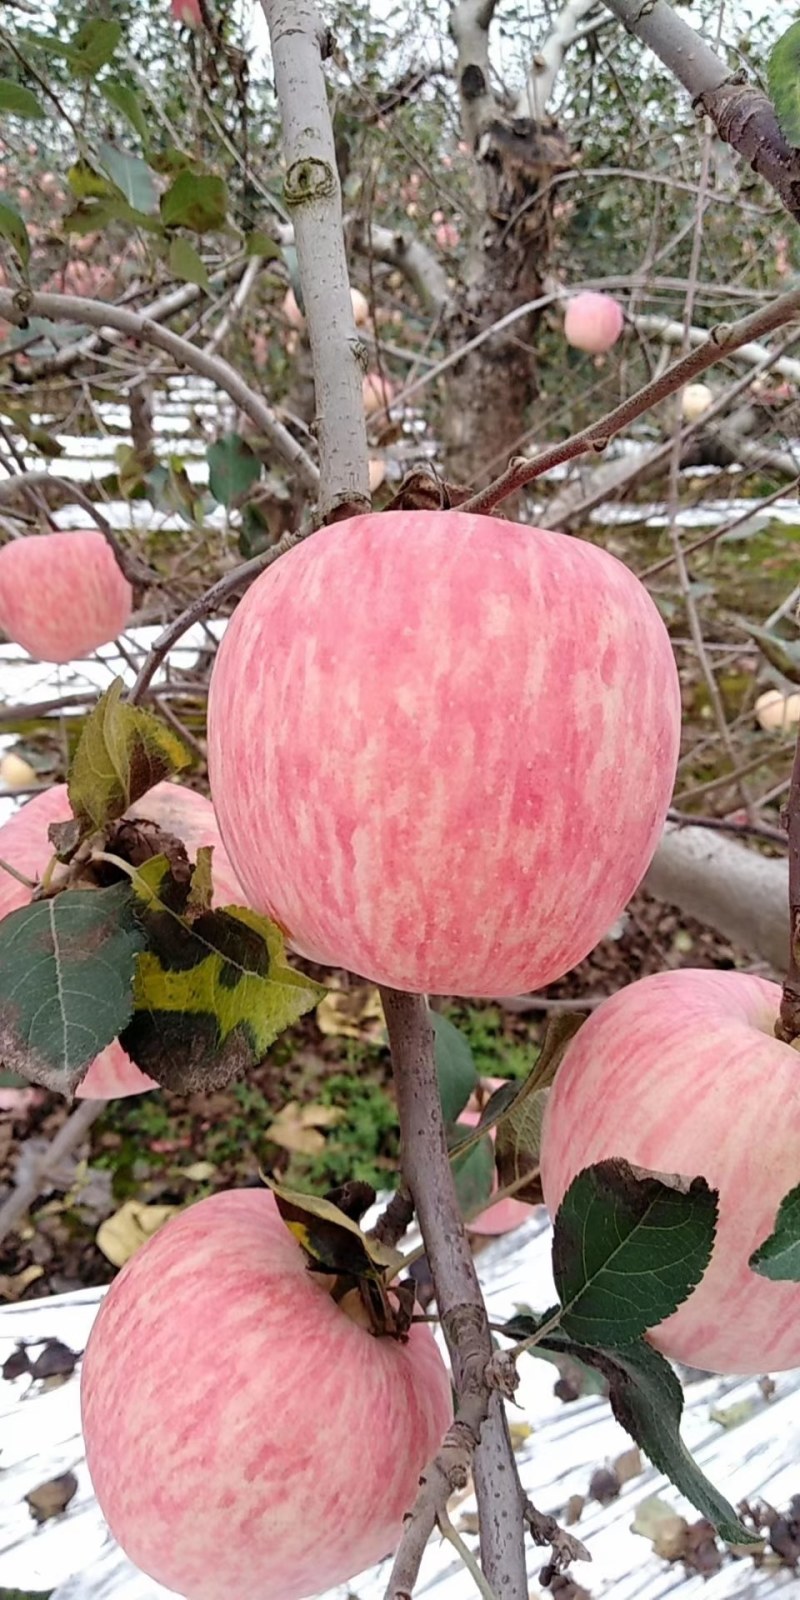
[207,509,681,997]
[0,531,132,663]
[540,967,800,1374]
[81,1188,452,1600]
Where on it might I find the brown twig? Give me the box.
[667,809,788,847]
[380,989,527,1600]
[459,285,800,515]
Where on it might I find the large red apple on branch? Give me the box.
[0,531,133,663]
[540,967,800,1375]
[81,1188,452,1600]
[0,782,246,1098]
[208,509,681,996]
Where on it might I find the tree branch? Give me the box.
[0,290,319,493]
[644,824,790,974]
[461,282,800,514]
[261,0,369,518]
[0,1097,103,1248]
[450,0,502,149]
[350,221,452,315]
[776,728,800,1042]
[380,989,527,1600]
[515,0,602,120]
[603,0,800,228]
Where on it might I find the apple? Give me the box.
[362,371,396,415]
[755,688,800,732]
[539,967,800,1374]
[0,782,246,1099]
[681,383,713,422]
[171,0,203,25]
[564,292,624,354]
[81,1187,452,1600]
[458,1100,531,1236]
[207,509,681,996]
[368,457,386,494]
[0,531,133,663]
[0,751,37,789]
[283,286,370,331]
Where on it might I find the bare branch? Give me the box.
[450,0,502,148]
[350,221,452,315]
[0,290,319,493]
[0,1098,104,1248]
[261,0,369,518]
[776,730,800,1042]
[604,0,800,228]
[645,825,789,974]
[381,989,528,1600]
[634,314,800,386]
[515,0,601,120]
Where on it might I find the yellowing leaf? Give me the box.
[316,987,384,1039]
[182,1160,218,1181]
[267,1100,345,1155]
[68,678,190,836]
[0,1264,44,1299]
[96,1199,180,1266]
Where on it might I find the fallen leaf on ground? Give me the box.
[96,1200,181,1267]
[0,1265,44,1299]
[266,1101,344,1155]
[25,1470,78,1523]
[316,987,384,1039]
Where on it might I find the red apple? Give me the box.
[564,292,624,355]
[207,509,681,997]
[171,0,203,25]
[540,967,800,1374]
[81,1188,452,1600]
[362,371,395,415]
[0,532,133,663]
[0,782,246,1099]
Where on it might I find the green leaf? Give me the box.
[98,79,149,144]
[207,433,262,508]
[168,236,211,291]
[238,504,272,559]
[0,405,63,458]
[121,856,326,1092]
[553,1160,718,1347]
[489,1013,581,1204]
[451,1128,495,1219]
[750,1181,800,1280]
[0,883,145,1095]
[97,142,157,214]
[161,171,228,233]
[506,1320,754,1546]
[741,620,800,685]
[68,679,190,836]
[0,199,30,270]
[245,229,281,260]
[0,81,45,119]
[768,19,800,148]
[67,161,119,202]
[71,18,123,76]
[433,1011,476,1123]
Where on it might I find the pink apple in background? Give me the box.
[681,383,713,422]
[435,222,460,250]
[171,0,203,25]
[368,457,386,494]
[0,531,132,663]
[540,967,800,1375]
[0,782,246,1099]
[564,292,624,354]
[207,509,680,997]
[362,371,396,415]
[81,1188,452,1600]
[458,1095,532,1236]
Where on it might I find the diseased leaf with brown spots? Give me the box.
[68,678,190,836]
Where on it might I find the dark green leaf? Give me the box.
[0,81,45,119]
[71,18,123,75]
[121,855,326,1092]
[207,433,262,508]
[97,142,158,214]
[0,884,145,1094]
[168,236,211,291]
[161,172,228,233]
[238,505,272,559]
[98,79,149,144]
[451,1128,495,1219]
[768,20,800,148]
[68,679,190,836]
[433,1011,477,1123]
[741,621,800,685]
[750,1181,800,1280]
[0,200,30,271]
[553,1160,718,1347]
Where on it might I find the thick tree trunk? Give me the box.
[645,825,789,974]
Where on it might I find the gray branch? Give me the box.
[0,289,319,491]
[646,825,789,974]
[381,989,528,1599]
[350,221,452,315]
[515,0,602,120]
[604,0,800,227]
[261,0,369,517]
[450,0,502,148]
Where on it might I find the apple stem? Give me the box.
[777,724,800,1044]
[380,987,528,1600]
